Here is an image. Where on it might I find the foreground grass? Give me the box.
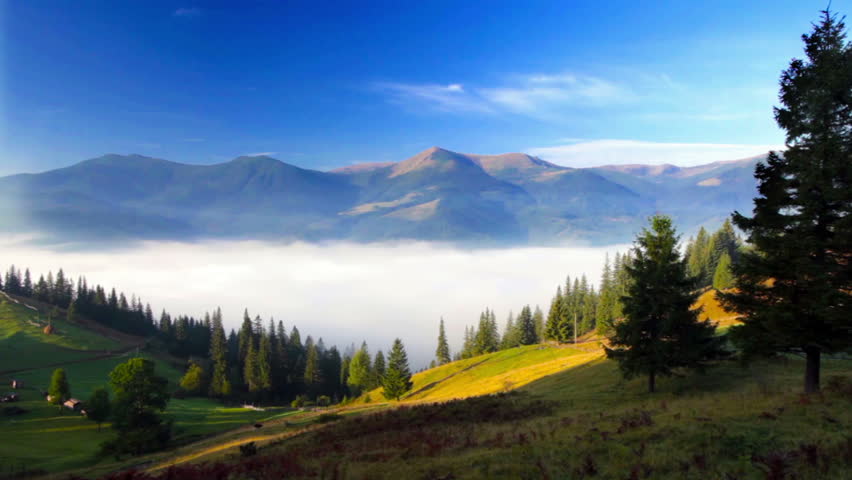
[90,352,852,480]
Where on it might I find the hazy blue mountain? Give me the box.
[0,148,764,245]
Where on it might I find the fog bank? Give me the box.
[0,237,629,367]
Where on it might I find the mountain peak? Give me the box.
[389,147,475,178]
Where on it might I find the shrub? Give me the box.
[239,441,257,458]
[291,395,307,408]
[317,413,342,423]
[317,395,331,407]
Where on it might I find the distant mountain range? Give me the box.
[0,147,764,245]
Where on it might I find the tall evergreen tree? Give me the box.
[721,11,852,393]
[347,342,372,394]
[516,305,537,345]
[712,253,735,290]
[435,318,451,365]
[382,338,413,401]
[237,309,253,367]
[208,308,231,397]
[605,215,725,393]
[243,339,260,393]
[257,326,272,392]
[532,306,544,343]
[303,339,321,395]
[372,350,386,388]
[544,286,562,341]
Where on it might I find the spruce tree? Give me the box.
[347,342,372,394]
[382,338,413,401]
[532,306,544,342]
[303,340,321,395]
[48,368,71,411]
[721,11,852,394]
[516,305,537,345]
[373,350,386,387]
[712,253,734,290]
[237,309,253,367]
[257,327,272,392]
[544,286,562,341]
[208,308,231,397]
[243,339,260,392]
[436,318,451,365]
[605,215,725,393]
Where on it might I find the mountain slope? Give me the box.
[0,148,765,245]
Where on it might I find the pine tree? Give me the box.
[48,368,71,411]
[303,339,321,395]
[382,338,412,401]
[605,215,725,393]
[237,309,253,367]
[712,253,734,290]
[516,305,537,345]
[721,11,852,394]
[597,254,616,335]
[501,311,517,349]
[243,339,260,392]
[257,326,272,392]
[347,342,371,394]
[208,308,231,397]
[22,269,32,297]
[435,318,451,365]
[686,227,710,282]
[544,286,562,341]
[532,306,544,343]
[372,350,386,388]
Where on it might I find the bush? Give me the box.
[317,395,331,407]
[291,395,307,408]
[317,413,342,423]
[239,441,257,458]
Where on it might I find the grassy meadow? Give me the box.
[141,354,850,480]
[0,297,287,479]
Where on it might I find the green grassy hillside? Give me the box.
[0,296,285,478]
[101,345,852,480]
[357,343,601,404]
[0,298,125,372]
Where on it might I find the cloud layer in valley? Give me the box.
[0,237,628,367]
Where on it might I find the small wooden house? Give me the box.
[10,379,23,389]
[63,398,82,411]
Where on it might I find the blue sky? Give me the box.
[0,0,846,174]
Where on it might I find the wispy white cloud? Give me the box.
[374,72,637,119]
[374,82,493,114]
[243,151,278,157]
[480,74,634,115]
[173,7,201,17]
[527,139,784,168]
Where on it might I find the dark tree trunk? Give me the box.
[648,370,656,393]
[805,346,821,394]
